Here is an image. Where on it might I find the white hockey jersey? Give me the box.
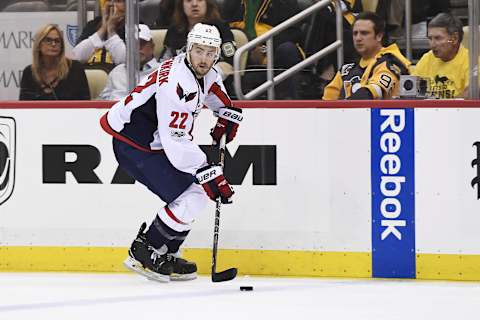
[100,53,232,175]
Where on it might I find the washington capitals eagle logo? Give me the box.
[176,83,197,102]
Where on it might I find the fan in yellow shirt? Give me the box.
[413,13,469,99]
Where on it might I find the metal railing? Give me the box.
[233,0,344,100]
[75,0,141,92]
[126,0,140,91]
[77,0,87,37]
[73,0,479,99]
[468,0,479,99]
[404,0,412,61]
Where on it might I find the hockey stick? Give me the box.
[211,133,238,282]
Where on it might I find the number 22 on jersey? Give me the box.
[169,111,188,129]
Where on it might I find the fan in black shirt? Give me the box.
[19,24,90,101]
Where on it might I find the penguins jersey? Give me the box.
[323,44,411,100]
[100,53,232,175]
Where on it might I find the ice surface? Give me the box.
[0,272,479,320]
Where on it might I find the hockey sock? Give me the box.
[145,215,190,253]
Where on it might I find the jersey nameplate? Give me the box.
[158,59,174,86]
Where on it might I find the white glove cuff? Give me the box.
[218,107,243,124]
[196,165,223,184]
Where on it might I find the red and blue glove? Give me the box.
[196,164,234,204]
[210,107,243,144]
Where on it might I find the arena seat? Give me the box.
[460,26,480,85]
[85,69,108,100]
[46,0,66,11]
[150,29,167,60]
[232,29,249,74]
[362,0,378,12]
[461,26,480,50]
[3,1,48,11]
[65,0,96,11]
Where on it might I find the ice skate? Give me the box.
[169,255,197,281]
[123,223,174,283]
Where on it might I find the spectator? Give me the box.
[19,24,90,100]
[160,0,237,85]
[73,0,126,71]
[99,24,159,100]
[323,11,411,100]
[413,13,469,99]
[223,0,305,99]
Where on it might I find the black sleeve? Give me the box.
[159,29,178,62]
[153,0,175,28]
[159,28,187,61]
[348,87,374,100]
[163,27,174,48]
[211,20,237,65]
[164,27,187,52]
[76,17,102,44]
[159,46,175,61]
[273,0,303,46]
[350,0,363,13]
[19,65,37,100]
[221,0,242,23]
[370,54,410,80]
[69,61,91,100]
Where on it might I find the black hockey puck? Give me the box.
[240,286,253,291]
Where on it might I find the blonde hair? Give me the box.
[32,24,71,86]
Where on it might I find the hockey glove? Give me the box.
[210,107,243,144]
[196,164,234,204]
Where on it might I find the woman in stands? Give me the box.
[159,0,236,85]
[19,24,90,100]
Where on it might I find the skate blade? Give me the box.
[123,256,170,283]
[170,272,197,281]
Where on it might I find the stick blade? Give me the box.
[212,268,238,282]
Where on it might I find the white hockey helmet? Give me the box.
[186,23,222,63]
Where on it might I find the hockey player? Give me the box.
[100,23,243,282]
[322,11,411,100]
